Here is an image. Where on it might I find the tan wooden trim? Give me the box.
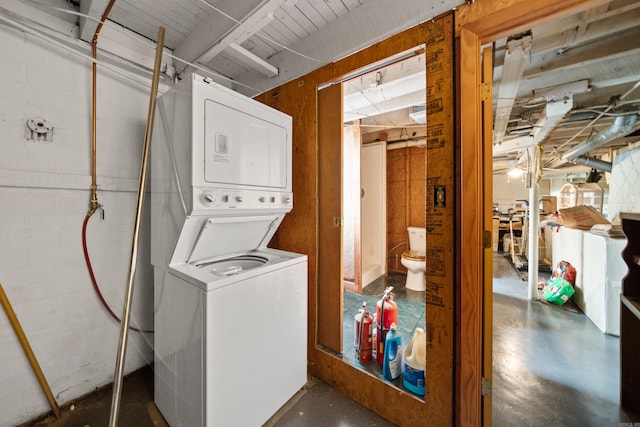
[352,120,362,292]
[456,0,610,41]
[318,83,344,353]
[459,26,483,427]
[481,44,494,426]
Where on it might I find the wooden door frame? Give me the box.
[343,120,362,293]
[314,15,456,426]
[318,83,345,353]
[456,0,608,425]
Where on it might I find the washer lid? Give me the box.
[196,254,269,276]
[187,215,282,264]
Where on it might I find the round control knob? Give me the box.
[283,196,292,204]
[235,195,243,202]
[201,191,215,204]
[259,197,267,203]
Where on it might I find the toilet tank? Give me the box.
[407,226,426,252]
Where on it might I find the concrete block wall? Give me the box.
[0,20,157,426]
[607,146,640,222]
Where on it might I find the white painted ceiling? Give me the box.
[491,0,640,175]
[75,0,460,95]
[3,0,640,177]
[346,0,640,178]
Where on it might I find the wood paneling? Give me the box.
[317,83,344,352]
[455,0,610,41]
[422,14,455,425]
[458,26,484,427]
[255,1,612,425]
[258,13,456,426]
[482,44,494,427]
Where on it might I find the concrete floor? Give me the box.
[21,368,395,427]
[492,253,640,426]
[20,254,640,426]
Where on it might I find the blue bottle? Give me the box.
[382,323,402,381]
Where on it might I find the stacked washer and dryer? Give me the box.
[150,73,308,426]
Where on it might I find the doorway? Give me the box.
[337,53,428,394]
[458,0,639,424]
[341,133,387,291]
[360,141,387,287]
[488,0,640,421]
[308,14,457,424]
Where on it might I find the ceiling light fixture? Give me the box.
[508,167,524,178]
[493,34,532,145]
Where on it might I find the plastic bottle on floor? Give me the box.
[382,323,402,381]
[403,327,426,395]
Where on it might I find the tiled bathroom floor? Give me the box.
[342,271,425,397]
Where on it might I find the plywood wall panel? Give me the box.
[317,82,345,352]
[422,15,456,426]
[387,149,408,183]
[409,147,426,181]
[257,13,455,427]
[410,181,426,228]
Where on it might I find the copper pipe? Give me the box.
[0,283,60,418]
[89,0,117,215]
[108,25,165,427]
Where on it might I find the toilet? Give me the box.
[400,226,426,291]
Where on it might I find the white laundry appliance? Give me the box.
[150,73,307,427]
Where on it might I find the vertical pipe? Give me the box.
[91,40,98,212]
[89,0,117,215]
[527,146,539,301]
[108,26,165,427]
[0,283,60,418]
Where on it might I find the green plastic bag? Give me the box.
[543,277,575,306]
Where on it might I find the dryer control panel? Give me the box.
[193,187,293,211]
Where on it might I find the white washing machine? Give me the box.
[151,74,307,427]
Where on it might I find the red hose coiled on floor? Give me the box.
[82,212,152,333]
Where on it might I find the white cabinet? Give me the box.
[552,226,626,335]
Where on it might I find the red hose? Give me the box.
[82,212,152,333]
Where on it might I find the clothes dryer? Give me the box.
[151,74,307,427]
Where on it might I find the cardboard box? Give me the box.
[540,195,557,214]
[559,205,610,230]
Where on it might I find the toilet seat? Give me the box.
[401,250,425,262]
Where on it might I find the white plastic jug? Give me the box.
[403,327,426,395]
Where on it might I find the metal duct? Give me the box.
[571,155,612,172]
[562,114,638,161]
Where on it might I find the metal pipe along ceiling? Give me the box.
[562,113,639,161]
[570,155,613,172]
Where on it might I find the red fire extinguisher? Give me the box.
[375,286,398,366]
[354,302,373,362]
